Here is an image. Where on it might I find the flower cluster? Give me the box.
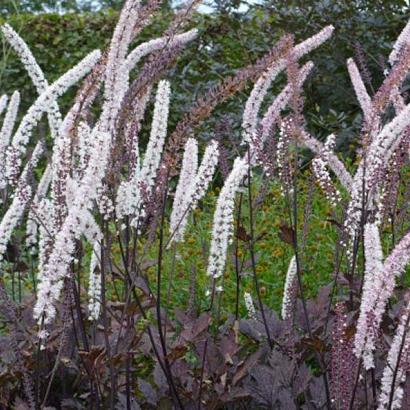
[312,134,341,207]
[281,256,298,321]
[207,157,248,281]
[0,91,20,190]
[377,299,410,410]
[244,292,257,320]
[169,139,219,243]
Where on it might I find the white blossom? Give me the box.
[281,256,297,321]
[169,138,198,241]
[1,24,62,137]
[0,141,44,260]
[128,80,171,226]
[34,131,110,324]
[377,299,410,410]
[169,139,219,243]
[312,134,341,207]
[353,222,384,369]
[26,164,52,250]
[347,58,373,124]
[207,157,248,279]
[123,29,198,89]
[260,61,313,144]
[244,292,257,320]
[389,19,410,66]
[241,26,334,146]
[0,90,20,189]
[0,95,7,115]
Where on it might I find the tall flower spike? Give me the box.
[126,80,170,225]
[241,25,334,146]
[0,141,45,260]
[140,80,171,191]
[330,302,357,409]
[6,50,101,186]
[88,241,102,320]
[170,138,198,241]
[26,164,52,250]
[10,50,101,153]
[366,101,410,190]
[347,58,372,124]
[80,210,103,321]
[244,292,257,320]
[34,131,110,324]
[1,24,62,137]
[389,19,410,66]
[299,130,354,192]
[207,157,248,281]
[0,95,7,115]
[124,29,198,87]
[0,90,20,189]
[102,0,141,130]
[189,141,219,214]
[281,256,297,321]
[169,139,219,244]
[355,226,410,371]
[260,61,314,143]
[377,298,410,410]
[312,134,341,207]
[354,222,384,369]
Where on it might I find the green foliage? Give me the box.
[0,0,124,16]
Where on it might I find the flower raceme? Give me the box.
[169,138,219,244]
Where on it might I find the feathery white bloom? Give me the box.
[36,199,54,279]
[0,95,7,115]
[140,80,171,190]
[1,24,62,136]
[115,86,152,220]
[127,80,171,225]
[96,184,114,220]
[34,131,110,324]
[281,256,297,321]
[300,130,353,192]
[0,90,20,189]
[80,210,103,320]
[169,140,219,243]
[293,25,334,59]
[244,292,257,320]
[76,121,92,175]
[26,165,52,249]
[377,299,410,410]
[312,134,341,207]
[367,101,410,187]
[354,225,410,373]
[11,50,101,153]
[88,241,102,320]
[124,29,198,88]
[2,24,48,92]
[207,157,248,279]
[260,61,314,143]
[0,141,44,260]
[347,58,372,123]
[241,26,334,146]
[389,19,410,66]
[102,0,141,131]
[170,138,198,241]
[190,140,219,206]
[343,100,410,240]
[354,222,384,369]
[5,51,101,186]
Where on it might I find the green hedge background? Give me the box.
[1,1,409,153]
